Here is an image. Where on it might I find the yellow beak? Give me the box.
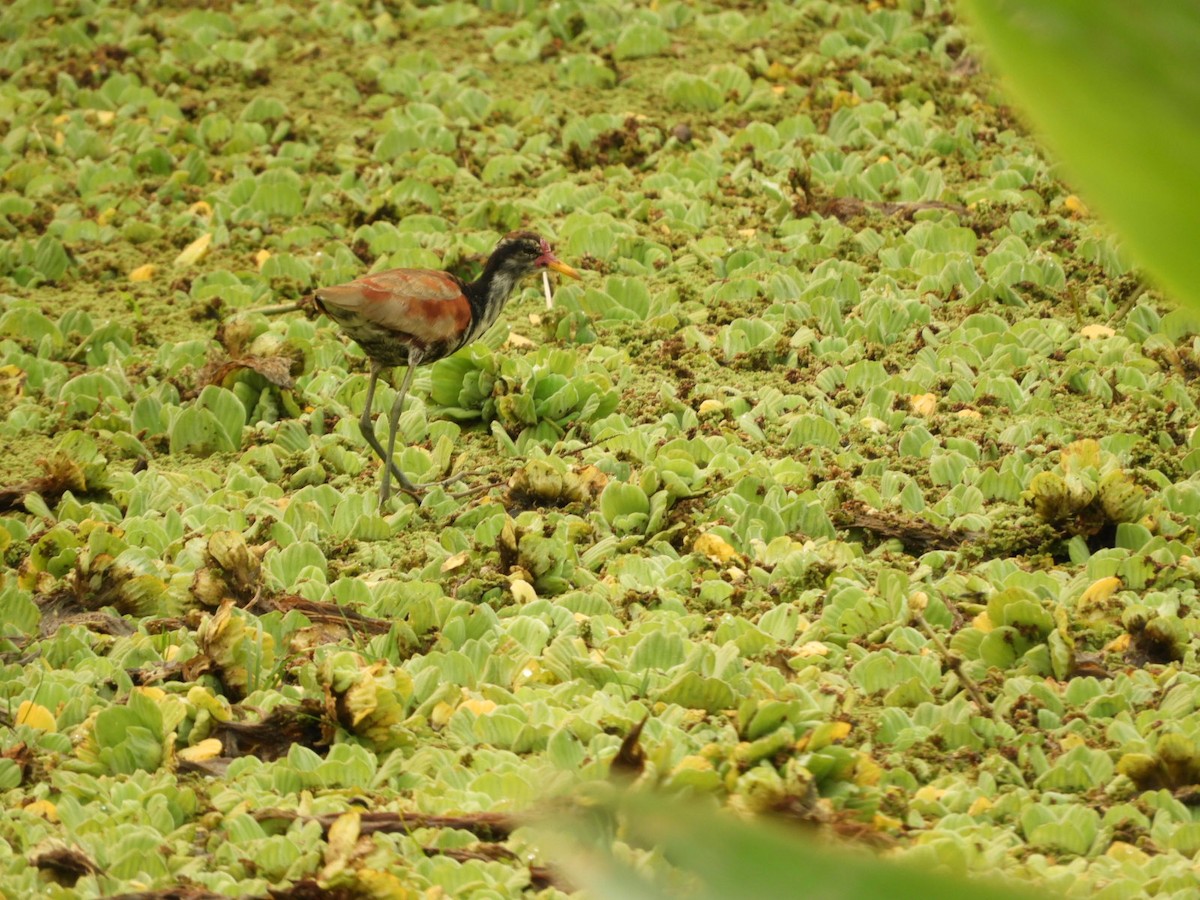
[545,259,582,280]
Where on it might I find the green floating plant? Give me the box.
[70,522,173,618]
[169,385,247,455]
[613,19,671,60]
[430,345,619,443]
[1122,604,1190,665]
[318,650,416,751]
[507,458,606,508]
[74,687,182,776]
[559,54,617,89]
[1019,802,1101,856]
[1025,439,1151,537]
[663,73,724,112]
[952,586,1074,679]
[196,600,277,701]
[1118,732,1200,792]
[190,529,262,608]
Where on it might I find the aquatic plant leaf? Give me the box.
[658,672,736,713]
[542,794,1047,900]
[962,0,1200,311]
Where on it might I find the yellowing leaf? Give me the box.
[460,697,498,716]
[873,812,903,831]
[174,233,212,267]
[1105,633,1131,653]
[973,611,994,633]
[178,738,223,762]
[355,870,417,898]
[504,332,537,350]
[1079,575,1122,609]
[860,415,888,433]
[0,364,26,399]
[440,550,469,573]
[188,201,214,219]
[1080,323,1115,340]
[321,810,362,881]
[694,532,737,565]
[956,408,983,419]
[254,249,271,270]
[913,785,945,804]
[673,754,714,773]
[16,701,55,731]
[968,795,993,816]
[795,641,829,658]
[854,753,883,786]
[1063,194,1088,217]
[909,393,937,416]
[327,810,361,862]
[1107,841,1149,864]
[764,62,792,82]
[430,701,456,728]
[510,578,537,603]
[129,263,156,282]
[697,399,725,417]
[26,800,59,822]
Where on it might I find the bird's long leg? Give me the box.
[358,362,395,472]
[380,350,423,504]
[355,362,418,496]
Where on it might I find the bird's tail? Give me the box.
[236,294,321,318]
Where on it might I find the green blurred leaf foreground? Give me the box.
[542,793,1047,900]
[962,0,1200,310]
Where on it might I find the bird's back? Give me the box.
[314,268,474,366]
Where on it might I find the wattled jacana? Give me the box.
[313,230,580,505]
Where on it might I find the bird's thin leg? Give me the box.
[380,351,422,504]
[355,362,417,496]
[358,363,395,471]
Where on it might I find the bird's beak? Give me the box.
[544,258,581,280]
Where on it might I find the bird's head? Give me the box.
[494,230,581,280]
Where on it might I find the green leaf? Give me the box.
[961,0,1200,310]
[34,235,71,281]
[169,407,232,456]
[658,672,736,713]
[197,384,247,450]
[542,795,1048,900]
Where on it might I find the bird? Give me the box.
[311,230,580,505]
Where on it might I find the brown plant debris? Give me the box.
[37,592,136,639]
[29,842,100,885]
[211,699,330,760]
[196,355,296,391]
[610,714,649,783]
[253,808,519,842]
[796,195,969,223]
[108,890,226,900]
[834,500,974,553]
[249,593,396,636]
[0,455,99,513]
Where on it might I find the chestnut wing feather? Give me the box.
[315,269,472,346]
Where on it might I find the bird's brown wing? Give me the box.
[315,269,472,345]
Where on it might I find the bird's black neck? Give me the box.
[459,249,529,346]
